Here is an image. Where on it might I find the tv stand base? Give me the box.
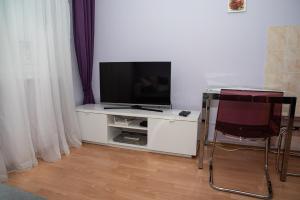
[104,105,163,112]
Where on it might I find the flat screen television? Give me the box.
[100,62,171,106]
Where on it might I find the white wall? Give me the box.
[89,0,300,109]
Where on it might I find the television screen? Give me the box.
[100,62,171,106]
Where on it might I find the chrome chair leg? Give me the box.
[209,132,273,199]
[286,172,300,177]
[276,131,283,173]
[276,130,300,177]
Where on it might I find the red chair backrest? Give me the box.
[215,89,283,138]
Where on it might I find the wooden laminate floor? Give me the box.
[7,143,300,200]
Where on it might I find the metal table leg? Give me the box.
[198,94,211,169]
[280,98,296,181]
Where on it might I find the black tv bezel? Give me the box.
[99,61,172,107]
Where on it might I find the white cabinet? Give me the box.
[148,118,198,155]
[77,112,107,144]
[76,104,200,157]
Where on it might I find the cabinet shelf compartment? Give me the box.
[107,115,147,131]
[107,127,148,149]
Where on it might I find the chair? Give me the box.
[276,117,300,177]
[209,89,283,199]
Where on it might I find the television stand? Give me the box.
[104,105,163,112]
[76,104,200,157]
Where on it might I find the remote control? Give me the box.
[179,111,191,117]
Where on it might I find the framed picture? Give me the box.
[228,0,247,13]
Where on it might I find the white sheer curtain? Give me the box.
[0,0,81,182]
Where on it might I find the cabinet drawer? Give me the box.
[77,112,107,144]
[148,118,198,155]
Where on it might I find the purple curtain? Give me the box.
[72,0,95,104]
